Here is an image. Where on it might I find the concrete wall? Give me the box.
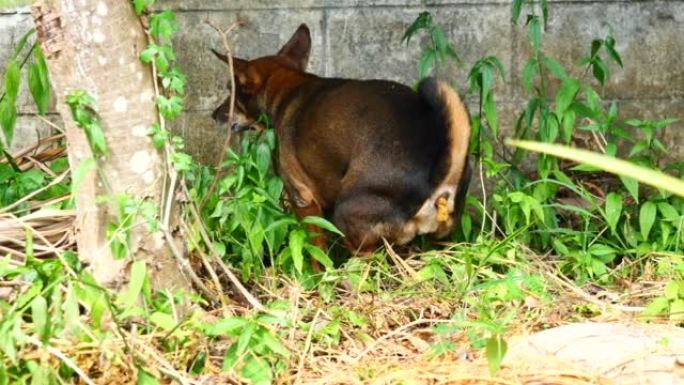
[1,1,683,163]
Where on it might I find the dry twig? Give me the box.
[200,18,244,210]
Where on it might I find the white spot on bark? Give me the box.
[140,90,154,102]
[113,97,128,113]
[131,125,147,137]
[92,16,101,26]
[130,151,152,175]
[98,56,107,66]
[137,72,144,81]
[119,57,125,65]
[142,170,155,184]
[96,2,108,16]
[92,30,105,44]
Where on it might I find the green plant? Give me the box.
[0,29,49,153]
[193,120,340,282]
[205,301,291,385]
[402,11,460,80]
[405,2,683,372]
[0,29,59,213]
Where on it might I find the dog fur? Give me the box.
[212,24,472,253]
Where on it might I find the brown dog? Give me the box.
[212,24,472,254]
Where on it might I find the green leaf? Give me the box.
[206,317,247,336]
[589,243,616,263]
[605,35,623,68]
[527,16,542,54]
[70,158,94,203]
[255,142,271,177]
[28,47,50,115]
[156,95,183,120]
[149,312,176,331]
[0,363,8,385]
[236,322,255,358]
[590,39,602,57]
[554,79,580,117]
[560,109,576,143]
[658,202,680,222]
[259,329,289,357]
[619,176,639,203]
[63,283,80,335]
[0,98,16,148]
[604,192,622,234]
[289,229,307,272]
[639,201,657,240]
[305,244,333,269]
[149,11,177,40]
[241,356,272,385]
[4,59,20,100]
[431,28,448,58]
[461,213,472,240]
[264,217,298,233]
[670,299,684,322]
[486,56,506,80]
[522,58,537,93]
[629,141,648,158]
[543,56,567,80]
[302,216,344,236]
[136,367,159,385]
[402,12,432,45]
[540,0,549,28]
[133,0,155,15]
[643,296,669,316]
[511,0,523,24]
[12,29,35,58]
[485,335,507,374]
[484,93,498,137]
[592,57,609,86]
[31,295,49,343]
[664,281,680,300]
[139,45,157,63]
[86,122,108,156]
[418,49,436,80]
[118,260,146,308]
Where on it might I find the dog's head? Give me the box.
[211,24,312,132]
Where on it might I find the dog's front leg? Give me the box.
[278,150,328,271]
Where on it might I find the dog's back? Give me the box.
[284,77,470,250]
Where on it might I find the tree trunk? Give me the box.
[31,0,191,292]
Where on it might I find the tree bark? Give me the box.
[31,0,191,292]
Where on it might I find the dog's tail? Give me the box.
[418,77,472,229]
[418,77,471,188]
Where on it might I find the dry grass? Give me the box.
[0,134,74,265]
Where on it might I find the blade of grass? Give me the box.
[507,139,684,198]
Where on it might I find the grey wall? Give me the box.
[2,1,683,163]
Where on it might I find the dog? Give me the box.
[212,24,472,254]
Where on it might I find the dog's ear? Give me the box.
[211,49,247,73]
[277,24,311,71]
